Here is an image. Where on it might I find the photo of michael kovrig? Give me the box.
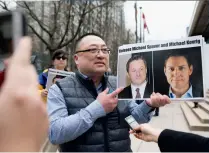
[153,47,204,100]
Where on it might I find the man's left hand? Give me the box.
[146,92,171,108]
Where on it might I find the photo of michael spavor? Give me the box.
[153,46,204,99]
[117,52,153,100]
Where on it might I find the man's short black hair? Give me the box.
[74,33,104,52]
[126,54,147,72]
[164,51,192,67]
[52,49,68,61]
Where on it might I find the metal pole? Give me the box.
[139,7,142,43]
[134,2,138,43]
[143,13,145,42]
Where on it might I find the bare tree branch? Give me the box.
[16,1,27,9]
[0,1,10,11]
[83,0,112,15]
[23,2,53,38]
[51,0,62,36]
[27,24,51,50]
[57,1,89,49]
[0,0,118,57]
[57,0,112,49]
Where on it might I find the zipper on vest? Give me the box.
[102,117,109,152]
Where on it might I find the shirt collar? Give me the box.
[77,70,103,92]
[131,80,147,99]
[131,80,147,90]
[169,85,193,98]
[78,70,89,80]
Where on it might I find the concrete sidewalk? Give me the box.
[130,102,209,152]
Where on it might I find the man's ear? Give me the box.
[189,65,193,75]
[74,54,79,65]
[164,67,166,75]
[126,72,130,78]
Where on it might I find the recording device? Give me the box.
[125,115,140,133]
[0,10,27,86]
[0,10,27,57]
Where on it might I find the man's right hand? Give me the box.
[97,87,124,113]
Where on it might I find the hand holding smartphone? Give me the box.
[0,10,27,87]
[125,115,141,133]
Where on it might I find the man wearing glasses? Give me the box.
[47,33,171,152]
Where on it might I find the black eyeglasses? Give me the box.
[76,48,111,54]
[55,56,67,60]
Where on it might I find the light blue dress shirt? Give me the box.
[47,73,154,144]
[169,85,193,98]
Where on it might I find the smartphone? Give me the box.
[125,115,140,133]
[0,10,27,86]
[0,10,27,57]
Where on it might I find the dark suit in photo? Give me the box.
[192,86,204,97]
[118,83,153,99]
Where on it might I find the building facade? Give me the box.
[187,0,209,43]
